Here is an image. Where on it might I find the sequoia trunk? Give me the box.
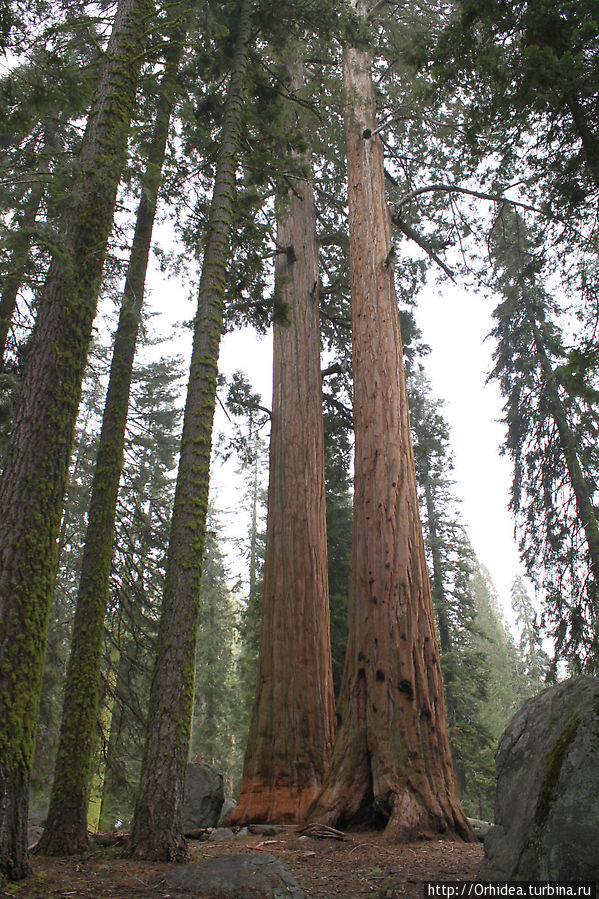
[130,0,252,861]
[229,62,335,824]
[37,14,187,857]
[308,33,471,842]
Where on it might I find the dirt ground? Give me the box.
[0,827,484,899]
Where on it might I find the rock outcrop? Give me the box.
[480,675,599,882]
[162,853,306,897]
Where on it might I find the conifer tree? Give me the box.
[489,209,599,669]
[130,0,254,861]
[408,369,496,811]
[511,576,549,693]
[191,513,243,793]
[230,53,335,825]
[309,0,470,840]
[97,355,183,830]
[434,0,599,205]
[0,0,152,878]
[216,372,268,719]
[38,3,192,856]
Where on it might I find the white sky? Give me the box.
[415,280,528,624]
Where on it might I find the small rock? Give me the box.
[161,853,306,897]
[466,817,492,842]
[209,827,234,841]
[218,797,237,826]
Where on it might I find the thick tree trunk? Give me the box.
[129,0,252,862]
[0,0,151,880]
[229,62,335,825]
[308,37,471,842]
[37,13,188,857]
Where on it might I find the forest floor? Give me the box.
[0,826,484,899]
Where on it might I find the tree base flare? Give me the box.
[308,752,474,844]
[128,830,190,863]
[228,780,323,826]
[0,766,31,881]
[37,801,90,857]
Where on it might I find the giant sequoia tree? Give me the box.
[309,0,470,840]
[0,0,151,879]
[230,56,335,825]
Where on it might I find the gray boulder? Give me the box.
[161,853,306,898]
[183,763,224,831]
[466,817,491,842]
[218,797,237,825]
[209,827,235,841]
[479,675,599,882]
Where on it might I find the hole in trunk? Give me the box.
[338,754,388,831]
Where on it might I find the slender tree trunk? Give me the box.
[0,0,151,879]
[423,476,451,655]
[229,60,335,825]
[87,646,119,833]
[130,0,253,861]
[37,13,187,857]
[97,643,131,832]
[0,121,57,369]
[308,28,471,842]
[529,315,599,590]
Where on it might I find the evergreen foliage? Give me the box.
[511,576,550,692]
[489,209,599,670]
[409,367,522,820]
[191,514,245,796]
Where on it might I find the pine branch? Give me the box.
[391,213,455,281]
[391,183,541,215]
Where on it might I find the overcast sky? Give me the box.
[415,280,527,624]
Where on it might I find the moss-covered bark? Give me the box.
[36,8,189,858]
[308,7,471,842]
[229,57,336,826]
[0,0,152,880]
[129,0,253,862]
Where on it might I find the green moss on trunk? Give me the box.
[0,0,152,878]
[38,6,188,857]
[130,0,253,863]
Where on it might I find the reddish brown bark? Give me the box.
[229,74,335,823]
[308,40,471,842]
